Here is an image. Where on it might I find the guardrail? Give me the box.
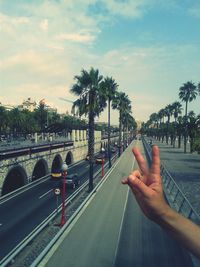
[142,137,200,225]
[0,158,111,267]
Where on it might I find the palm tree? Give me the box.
[179,81,198,153]
[164,104,174,144]
[71,67,106,191]
[172,101,182,122]
[101,77,118,168]
[157,109,165,141]
[122,112,136,145]
[149,113,159,138]
[187,112,200,153]
[171,101,182,147]
[112,91,131,156]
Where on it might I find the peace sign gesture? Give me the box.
[122,145,200,259]
[122,145,169,221]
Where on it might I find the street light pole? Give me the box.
[101,147,105,177]
[60,162,68,226]
[114,142,117,162]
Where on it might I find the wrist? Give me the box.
[154,204,176,226]
[154,205,178,229]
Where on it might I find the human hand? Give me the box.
[122,145,170,222]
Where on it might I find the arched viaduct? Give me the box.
[0,130,118,196]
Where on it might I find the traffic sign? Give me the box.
[54,188,61,195]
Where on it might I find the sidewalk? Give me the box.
[147,137,200,215]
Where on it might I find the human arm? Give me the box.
[122,145,200,259]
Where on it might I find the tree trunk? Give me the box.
[190,137,193,153]
[170,135,173,145]
[123,125,125,151]
[118,111,122,156]
[88,92,95,192]
[108,99,111,168]
[184,101,188,153]
[178,134,181,148]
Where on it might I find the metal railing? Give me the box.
[142,137,200,225]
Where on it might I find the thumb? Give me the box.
[128,175,152,197]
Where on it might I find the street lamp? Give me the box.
[114,142,117,161]
[101,147,105,177]
[121,142,124,154]
[60,162,68,226]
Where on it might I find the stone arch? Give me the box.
[32,159,48,181]
[51,154,63,173]
[65,151,73,165]
[2,165,28,196]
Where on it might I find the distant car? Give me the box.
[51,170,62,180]
[66,173,80,189]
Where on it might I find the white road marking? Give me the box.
[39,189,52,199]
[112,153,136,267]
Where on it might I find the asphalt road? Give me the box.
[0,158,105,261]
[40,141,195,267]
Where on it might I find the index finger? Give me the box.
[132,147,148,175]
[150,145,160,175]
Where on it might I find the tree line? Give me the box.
[0,103,89,138]
[142,81,200,153]
[70,67,136,191]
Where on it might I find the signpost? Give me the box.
[54,188,61,215]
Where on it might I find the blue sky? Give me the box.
[0,0,200,124]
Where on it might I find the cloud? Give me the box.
[39,19,48,31]
[188,5,200,18]
[56,32,95,43]
[0,12,30,36]
[101,0,144,18]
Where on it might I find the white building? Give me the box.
[18,97,37,112]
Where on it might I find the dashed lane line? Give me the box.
[39,189,52,199]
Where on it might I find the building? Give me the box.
[18,97,37,112]
[0,102,14,111]
[135,120,143,131]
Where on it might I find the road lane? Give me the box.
[0,158,104,260]
[40,144,135,267]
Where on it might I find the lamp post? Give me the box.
[101,147,105,177]
[60,162,68,226]
[121,142,124,154]
[114,142,117,161]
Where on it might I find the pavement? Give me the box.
[147,137,200,215]
[37,140,196,267]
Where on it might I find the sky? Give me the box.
[0,0,200,124]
